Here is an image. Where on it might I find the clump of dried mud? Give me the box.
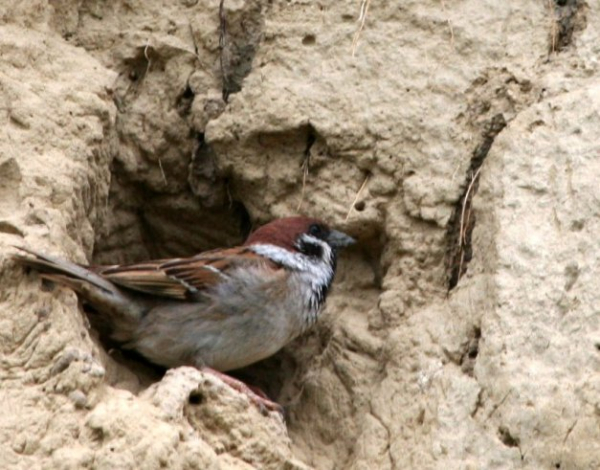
[1,1,598,469]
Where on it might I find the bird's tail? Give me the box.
[14,247,115,292]
[13,247,144,330]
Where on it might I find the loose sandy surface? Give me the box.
[0,1,598,469]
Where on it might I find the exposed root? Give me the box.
[296,155,310,212]
[548,0,559,53]
[352,0,371,56]
[219,0,229,102]
[345,173,370,221]
[548,0,587,54]
[457,167,481,279]
[158,157,167,184]
[143,40,152,76]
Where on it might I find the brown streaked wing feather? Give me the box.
[97,259,191,299]
[161,248,280,293]
[94,247,279,300]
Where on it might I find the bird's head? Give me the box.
[245,217,355,320]
[244,216,355,262]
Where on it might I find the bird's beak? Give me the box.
[326,229,356,249]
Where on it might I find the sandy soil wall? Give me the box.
[0,1,598,469]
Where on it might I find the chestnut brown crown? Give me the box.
[244,217,355,254]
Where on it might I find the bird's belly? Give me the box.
[133,294,307,372]
[200,311,295,371]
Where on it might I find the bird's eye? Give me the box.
[308,224,324,237]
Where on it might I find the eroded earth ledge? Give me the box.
[1,1,599,469]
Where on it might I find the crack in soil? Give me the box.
[549,0,587,53]
[446,114,507,290]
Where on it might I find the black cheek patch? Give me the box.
[299,240,324,258]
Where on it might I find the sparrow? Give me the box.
[14,216,354,413]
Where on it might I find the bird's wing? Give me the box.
[96,247,278,300]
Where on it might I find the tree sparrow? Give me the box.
[14,217,354,412]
